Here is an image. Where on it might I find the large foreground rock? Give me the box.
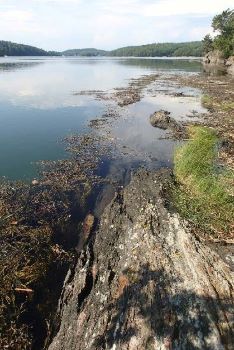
[49,170,233,350]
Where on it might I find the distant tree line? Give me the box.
[108,42,203,57]
[62,48,107,56]
[0,41,60,56]
[0,40,204,58]
[203,9,234,58]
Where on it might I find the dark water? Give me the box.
[0,57,204,180]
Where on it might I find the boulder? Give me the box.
[149,110,171,129]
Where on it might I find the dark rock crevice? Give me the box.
[49,169,234,350]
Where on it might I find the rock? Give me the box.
[203,50,234,76]
[76,214,95,253]
[31,179,39,186]
[226,56,234,76]
[150,110,185,138]
[173,92,184,97]
[203,50,225,66]
[149,110,171,129]
[48,170,233,350]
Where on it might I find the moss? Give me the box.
[172,126,234,236]
[201,94,214,109]
[220,101,234,112]
[202,94,234,113]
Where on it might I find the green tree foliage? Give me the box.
[202,34,213,54]
[212,9,234,57]
[62,48,107,56]
[0,40,204,58]
[109,42,203,57]
[0,41,60,57]
[205,9,234,58]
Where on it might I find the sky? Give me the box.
[0,0,233,51]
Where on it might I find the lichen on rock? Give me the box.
[49,170,234,350]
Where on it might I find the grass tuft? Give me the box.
[173,126,234,236]
[201,94,213,109]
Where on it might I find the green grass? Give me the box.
[201,94,213,109]
[220,101,234,111]
[172,126,234,236]
[202,94,234,112]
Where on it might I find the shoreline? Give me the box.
[0,70,233,349]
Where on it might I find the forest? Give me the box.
[0,41,60,56]
[0,40,203,57]
[108,41,203,57]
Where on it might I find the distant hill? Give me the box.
[0,40,203,57]
[0,40,60,56]
[62,48,107,56]
[62,42,203,57]
[108,42,203,57]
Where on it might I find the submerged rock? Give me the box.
[49,170,233,350]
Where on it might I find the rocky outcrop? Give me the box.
[150,110,171,129]
[203,50,225,66]
[150,110,185,138]
[49,170,233,350]
[203,50,234,76]
[226,56,234,75]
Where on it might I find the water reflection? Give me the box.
[0,61,43,72]
[118,58,202,72]
[0,57,204,180]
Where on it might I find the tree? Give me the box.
[212,9,234,58]
[202,34,213,54]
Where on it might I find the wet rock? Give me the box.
[76,214,95,254]
[49,170,233,350]
[173,92,184,97]
[149,110,185,138]
[116,91,141,107]
[31,179,39,185]
[149,110,171,129]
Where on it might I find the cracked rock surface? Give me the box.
[49,170,233,350]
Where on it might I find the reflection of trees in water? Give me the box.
[0,61,43,72]
[66,57,202,71]
[118,58,202,71]
[95,264,233,349]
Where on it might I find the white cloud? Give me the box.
[142,0,234,17]
[0,0,233,49]
[0,9,33,22]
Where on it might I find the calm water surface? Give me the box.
[0,57,203,180]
